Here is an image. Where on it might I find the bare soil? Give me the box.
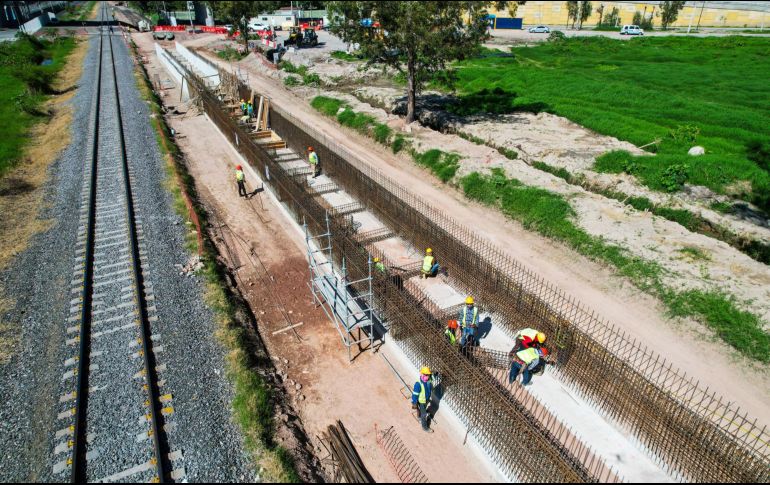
[177,33,770,425]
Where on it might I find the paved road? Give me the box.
[0,29,18,42]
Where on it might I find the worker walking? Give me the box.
[235,164,247,197]
[240,98,247,115]
[508,347,545,386]
[420,248,439,279]
[308,146,320,177]
[411,367,434,432]
[459,296,478,347]
[513,328,547,353]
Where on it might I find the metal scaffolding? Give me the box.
[305,214,376,362]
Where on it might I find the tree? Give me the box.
[327,1,504,124]
[211,1,281,51]
[566,1,591,30]
[506,0,527,17]
[659,1,686,30]
[595,3,604,25]
[602,6,620,27]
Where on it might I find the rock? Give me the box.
[280,413,289,423]
[295,383,302,391]
[688,146,705,156]
[298,394,305,401]
[282,358,289,364]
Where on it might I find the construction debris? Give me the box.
[320,421,373,483]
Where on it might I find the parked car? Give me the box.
[224,24,234,34]
[248,22,269,32]
[620,25,644,35]
[528,25,550,33]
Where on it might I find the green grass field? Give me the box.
[0,34,76,177]
[442,36,770,210]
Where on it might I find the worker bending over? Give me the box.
[235,164,247,197]
[513,328,547,353]
[373,257,386,274]
[509,347,547,386]
[420,248,439,279]
[411,367,434,432]
[459,296,478,347]
[308,146,320,178]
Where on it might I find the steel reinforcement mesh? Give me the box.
[266,108,770,482]
[182,66,618,483]
[181,58,768,482]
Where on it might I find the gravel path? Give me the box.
[0,28,256,482]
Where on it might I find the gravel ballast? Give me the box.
[0,30,255,482]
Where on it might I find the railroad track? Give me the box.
[51,5,183,482]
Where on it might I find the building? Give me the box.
[250,7,328,30]
[490,1,770,29]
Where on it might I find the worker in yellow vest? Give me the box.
[513,327,547,352]
[459,296,478,347]
[420,248,439,279]
[444,320,459,346]
[508,347,546,386]
[308,146,320,178]
[373,257,386,274]
[240,99,247,115]
[235,164,246,197]
[411,366,434,432]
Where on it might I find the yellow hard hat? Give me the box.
[426,248,432,254]
[465,296,474,305]
[420,366,431,375]
[373,257,380,263]
[536,332,547,344]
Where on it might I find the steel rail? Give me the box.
[70,4,167,481]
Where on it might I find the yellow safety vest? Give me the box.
[461,305,478,328]
[375,262,386,273]
[309,152,319,165]
[444,327,456,345]
[418,381,427,404]
[422,255,434,273]
[516,328,538,341]
[236,169,244,182]
[516,347,539,365]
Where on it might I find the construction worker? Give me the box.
[308,146,320,177]
[508,347,545,386]
[373,257,386,274]
[247,101,254,119]
[240,98,247,115]
[235,164,247,197]
[459,296,478,347]
[420,248,439,279]
[411,366,433,432]
[513,328,547,353]
[444,320,459,345]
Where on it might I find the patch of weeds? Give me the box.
[497,146,518,160]
[627,196,654,212]
[664,290,770,363]
[533,161,573,182]
[678,246,711,261]
[302,73,321,86]
[392,134,408,154]
[460,168,770,361]
[330,50,361,62]
[372,122,392,145]
[310,95,345,117]
[412,149,461,183]
[283,75,300,87]
[458,131,486,145]
[654,206,696,229]
[710,201,734,214]
[279,60,308,77]
[216,46,245,61]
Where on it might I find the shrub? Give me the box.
[661,164,689,192]
[412,149,461,182]
[279,60,307,76]
[330,50,360,61]
[548,30,566,43]
[498,146,518,160]
[668,124,700,144]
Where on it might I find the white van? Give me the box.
[620,25,644,35]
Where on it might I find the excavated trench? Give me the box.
[174,46,770,483]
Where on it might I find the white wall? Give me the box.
[175,41,220,88]
[155,43,190,101]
